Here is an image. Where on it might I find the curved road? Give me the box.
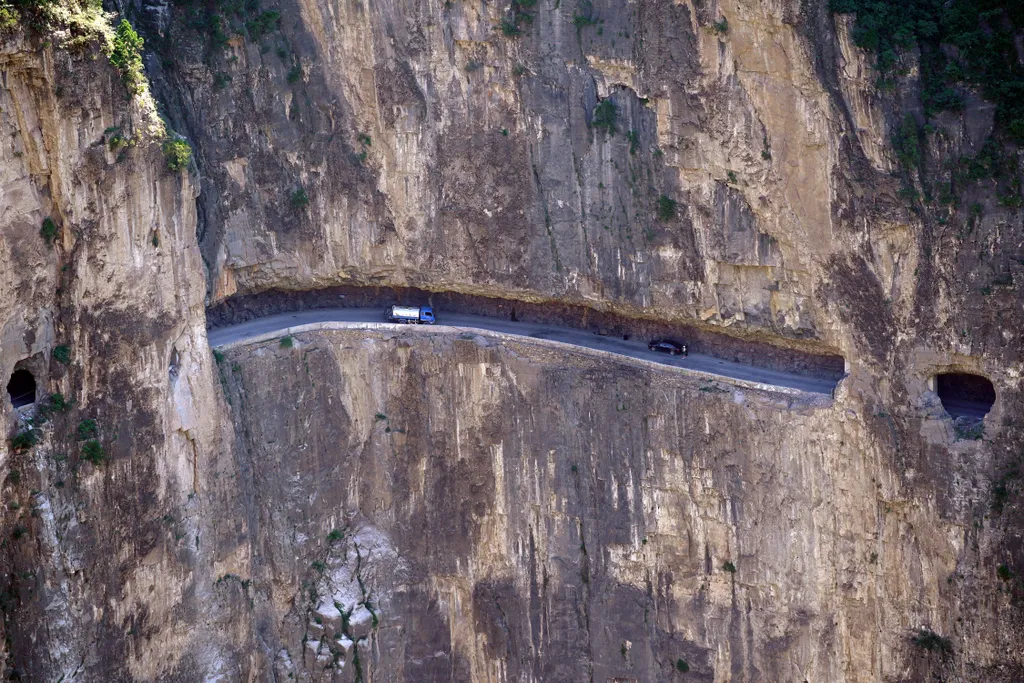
[208,308,841,396]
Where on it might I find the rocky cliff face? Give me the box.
[0,35,241,680]
[0,0,1022,681]
[146,0,1024,399]
[212,328,1021,682]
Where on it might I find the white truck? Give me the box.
[385,305,435,324]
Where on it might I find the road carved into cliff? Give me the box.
[208,308,841,396]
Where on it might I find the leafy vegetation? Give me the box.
[0,0,108,45]
[676,658,690,672]
[831,0,1024,140]
[76,418,98,441]
[162,137,192,171]
[573,0,600,32]
[953,419,984,440]
[592,98,617,135]
[657,195,677,221]
[244,9,279,42]
[911,628,953,654]
[497,0,535,37]
[279,335,294,348]
[52,345,71,366]
[712,17,728,34]
[9,429,37,453]
[81,439,105,465]
[35,392,75,425]
[177,0,283,52]
[40,217,59,245]
[289,187,309,208]
[626,130,640,154]
[891,115,923,174]
[0,4,17,33]
[108,19,146,95]
[722,560,736,573]
[47,392,73,412]
[107,127,131,154]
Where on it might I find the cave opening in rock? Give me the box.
[6,369,37,408]
[935,372,995,419]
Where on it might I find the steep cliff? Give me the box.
[210,328,1022,682]
[144,0,1024,421]
[0,30,241,680]
[0,0,1022,681]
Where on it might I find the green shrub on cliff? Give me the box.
[656,195,677,221]
[245,10,280,42]
[289,187,309,208]
[0,4,18,33]
[40,217,59,244]
[10,429,37,453]
[0,0,107,41]
[832,0,1024,140]
[52,345,71,364]
[592,98,616,135]
[76,418,97,441]
[162,137,192,171]
[910,628,953,654]
[108,19,146,95]
[81,439,105,465]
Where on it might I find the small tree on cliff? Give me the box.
[108,19,145,95]
[162,137,192,172]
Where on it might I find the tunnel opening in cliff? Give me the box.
[936,372,995,419]
[6,368,36,408]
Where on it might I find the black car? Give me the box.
[648,339,687,356]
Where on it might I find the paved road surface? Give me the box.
[208,308,840,396]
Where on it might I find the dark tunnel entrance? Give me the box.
[936,372,995,419]
[6,369,37,408]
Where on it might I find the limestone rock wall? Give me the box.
[147,0,1024,389]
[214,328,1024,682]
[150,0,862,345]
[0,0,1021,680]
[0,39,243,680]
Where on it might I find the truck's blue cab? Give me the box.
[419,306,435,324]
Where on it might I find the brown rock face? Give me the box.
[150,0,1024,397]
[212,329,1021,682]
[0,38,232,680]
[0,0,1022,680]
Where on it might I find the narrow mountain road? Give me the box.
[208,308,841,396]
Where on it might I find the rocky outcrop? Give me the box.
[151,0,844,343]
[212,328,1023,682]
[0,36,235,680]
[148,0,1024,397]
